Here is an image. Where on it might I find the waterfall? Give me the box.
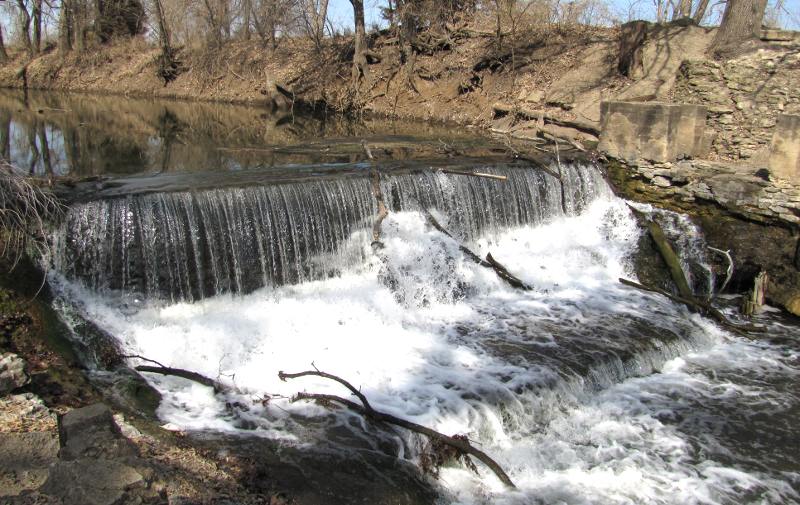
[52,163,606,301]
[48,160,800,505]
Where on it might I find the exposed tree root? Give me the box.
[279,368,517,488]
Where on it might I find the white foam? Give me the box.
[52,195,800,504]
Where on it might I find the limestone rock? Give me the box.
[0,432,59,496]
[40,459,144,505]
[0,353,29,395]
[59,403,137,461]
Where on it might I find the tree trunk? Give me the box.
[710,0,768,55]
[33,0,43,54]
[153,0,178,83]
[672,0,692,19]
[74,0,86,53]
[692,0,712,23]
[59,0,73,53]
[0,23,9,63]
[242,0,251,40]
[16,0,34,55]
[93,0,103,44]
[349,0,368,84]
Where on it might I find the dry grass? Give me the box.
[0,161,64,274]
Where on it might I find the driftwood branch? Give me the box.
[499,137,562,180]
[423,210,531,291]
[279,369,372,412]
[135,365,230,394]
[281,370,516,488]
[492,102,600,136]
[439,169,508,181]
[707,246,733,301]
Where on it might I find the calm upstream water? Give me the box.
[3,91,799,504]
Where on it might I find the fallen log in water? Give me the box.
[279,369,517,489]
[621,205,764,335]
[423,209,532,291]
[135,365,230,394]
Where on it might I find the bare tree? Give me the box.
[153,0,179,82]
[299,0,328,48]
[710,0,768,55]
[692,0,712,23]
[349,0,367,84]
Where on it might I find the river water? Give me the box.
[3,91,798,504]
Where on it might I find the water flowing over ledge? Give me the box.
[52,163,604,301]
[47,159,800,505]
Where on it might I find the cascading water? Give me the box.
[49,162,800,505]
[51,164,601,301]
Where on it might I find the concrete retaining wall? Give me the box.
[598,101,708,162]
[769,114,800,181]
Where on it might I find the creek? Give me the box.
[3,90,799,504]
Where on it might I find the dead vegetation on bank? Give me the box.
[0,10,623,125]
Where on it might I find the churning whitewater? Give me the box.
[50,163,800,504]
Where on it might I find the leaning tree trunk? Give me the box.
[692,0,712,23]
[710,0,768,56]
[349,0,368,85]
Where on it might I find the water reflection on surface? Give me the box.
[0,89,493,177]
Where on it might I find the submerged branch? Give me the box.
[423,209,531,291]
[282,369,516,488]
[135,365,230,394]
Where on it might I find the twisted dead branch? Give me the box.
[279,368,516,488]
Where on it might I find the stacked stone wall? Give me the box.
[673,47,800,163]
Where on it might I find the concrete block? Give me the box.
[599,101,708,162]
[769,114,800,181]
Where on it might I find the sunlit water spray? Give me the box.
[50,164,800,504]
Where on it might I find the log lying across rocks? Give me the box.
[620,207,764,336]
[279,368,517,488]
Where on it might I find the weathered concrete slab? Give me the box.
[769,114,800,181]
[599,101,708,162]
[760,29,800,42]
